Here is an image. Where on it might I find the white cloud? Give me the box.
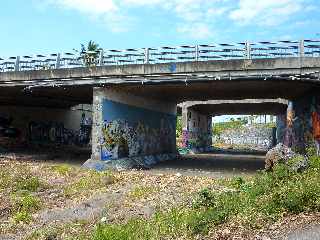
[43,0,315,37]
[229,0,307,26]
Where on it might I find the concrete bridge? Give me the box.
[1,39,320,170]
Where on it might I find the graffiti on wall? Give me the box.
[284,96,320,153]
[28,117,92,146]
[101,100,176,161]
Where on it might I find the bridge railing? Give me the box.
[1,39,320,72]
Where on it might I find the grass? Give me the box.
[26,221,91,240]
[128,186,159,199]
[12,192,41,223]
[63,169,116,198]
[51,164,73,176]
[93,155,320,240]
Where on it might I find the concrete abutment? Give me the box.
[84,87,178,170]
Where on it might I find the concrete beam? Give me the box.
[178,99,288,115]
[1,58,320,85]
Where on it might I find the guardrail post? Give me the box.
[195,45,199,61]
[144,48,150,64]
[245,41,251,59]
[14,56,20,71]
[299,39,305,57]
[99,50,104,66]
[55,53,61,69]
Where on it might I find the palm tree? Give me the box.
[78,40,102,67]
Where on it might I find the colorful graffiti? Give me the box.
[181,116,212,151]
[284,95,320,154]
[101,100,176,161]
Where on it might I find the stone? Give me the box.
[265,143,309,172]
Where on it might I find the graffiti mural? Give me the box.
[28,113,92,146]
[101,100,176,161]
[28,120,91,146]
[181,116,212,151]
[284,95,320,154]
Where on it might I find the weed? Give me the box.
[13,210,32,223]
[92,156,320,239]
[51,164,73,176]
[128,186,158,199]
[11,192,41,223]
[15,175,41,192]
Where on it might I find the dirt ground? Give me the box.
[0,150,319,240]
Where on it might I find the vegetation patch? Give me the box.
[93,155,320,239]
[12,192,41,223]
[128,186,159,200]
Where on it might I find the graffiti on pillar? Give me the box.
[101,99,176,161]
[311,96,320,155]
[285,95,320,153]
[180,112,212,151]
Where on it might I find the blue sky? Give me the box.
[1,0,320,58]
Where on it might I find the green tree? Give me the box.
[78,40,102,67]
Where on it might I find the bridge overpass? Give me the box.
[0,39,320,170]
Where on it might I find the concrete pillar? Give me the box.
[284,94,320,154]
[180,106,212,153]
[181,104,189,148]
[91,88,104,161]
[85,87,178,170]
[284,101,294,147]
[276,113,286,144]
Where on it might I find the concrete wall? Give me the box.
[88,87,177,170]
[0,105,92,145]
[213,124,276,151]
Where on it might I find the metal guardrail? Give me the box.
[1,39,320,73]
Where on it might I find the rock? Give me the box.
[265,143,309,172]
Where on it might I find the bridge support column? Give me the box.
[181,105,212,153]
[84,87,178,170]
[284,94,320,154]
[276,113,287,144]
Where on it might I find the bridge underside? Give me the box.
[0,58,320,169]
[184,102,288,116]
[0,79,318,109]
[0,85,92,108]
